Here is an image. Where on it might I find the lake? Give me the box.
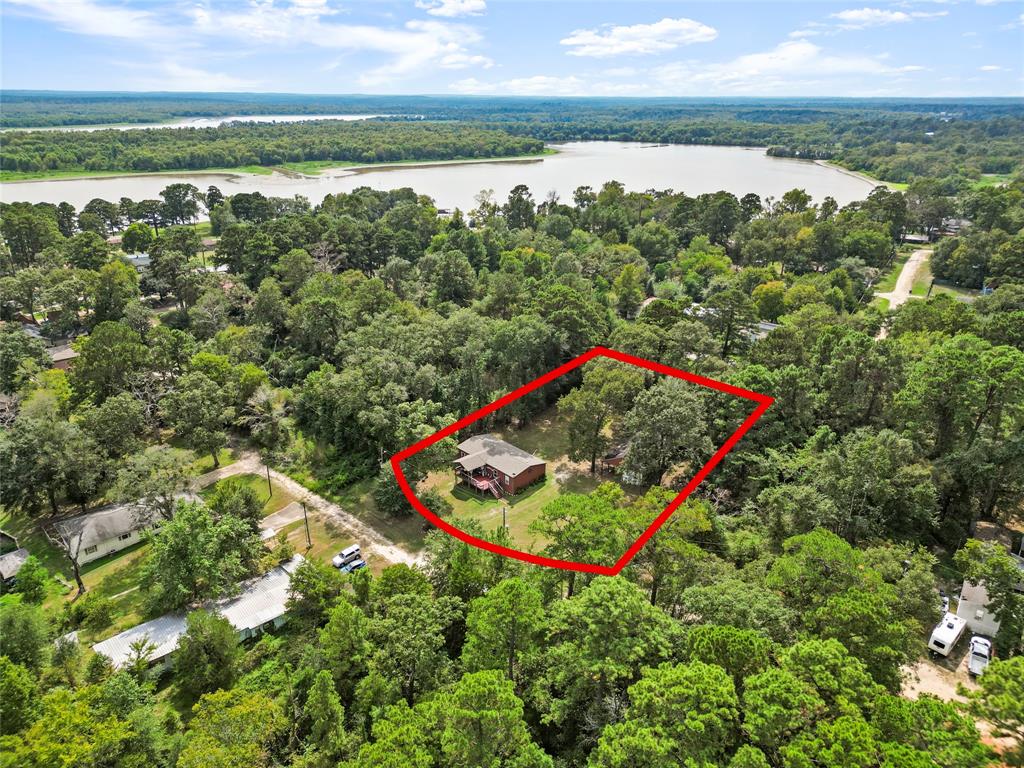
[0,142,879,211]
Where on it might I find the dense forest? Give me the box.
[2,94,1023,184]
[0,121,546,176]
[0,167,1023,765]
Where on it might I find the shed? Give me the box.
[0,548,30,587]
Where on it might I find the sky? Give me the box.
[2,0,1022,97]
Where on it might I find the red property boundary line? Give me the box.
[390,346,774,575]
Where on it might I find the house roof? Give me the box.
[958,580,991,608]
[455,434,545,477]
[54,503,156,552]
[0,548,29,581]
[48,345,79,363]
[92,555,303,668]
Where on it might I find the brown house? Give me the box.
[454,434,546,498]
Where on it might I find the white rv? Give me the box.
[928,612,967,657]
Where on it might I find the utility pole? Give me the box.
[265,464,273,498]
[502,506,507,530]
[301,500,311,550]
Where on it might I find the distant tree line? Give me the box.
[0,121,546,176]
[2,96,1022,184]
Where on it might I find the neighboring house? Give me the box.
[123,253,151,270]
[48,345,79,371]
[600,445,628,473]
[957,581,1002,637]
[92,554,304,670]
[53,504,158,566]
[454,434,546,498]
[0,548,30,589]
[940,217,972,236]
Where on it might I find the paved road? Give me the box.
[196,452,421,567]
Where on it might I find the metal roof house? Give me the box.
[53,504,159,566]
[454,434,546,498]
[0,548,30,588]
[92,554,303,670]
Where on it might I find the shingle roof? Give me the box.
[92,555,303,668]
[0,548,29,581]
[54,504,157,552]
[455,434,545,477]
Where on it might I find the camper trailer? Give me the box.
[928,612,967,657]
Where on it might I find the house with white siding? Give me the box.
[92,554,303,670]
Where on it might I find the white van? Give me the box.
[332,544,361,569]
[928,612,967,657]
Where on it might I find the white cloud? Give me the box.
[438,51,494,69]
[415,0,486,18]
[830,7,947,29]
[603,66,640,77]
[141,61,259,91]
[185,4,490,86]
[832,8,913,27]
[449,39,929,97]
[561,17,717,58]
[4,0,164,39]
[650,40,922,94]
[979,64,1004,70]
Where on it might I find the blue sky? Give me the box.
[2,0,1022,96]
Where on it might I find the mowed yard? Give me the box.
[0,471,303,640]
[420,407,615,553]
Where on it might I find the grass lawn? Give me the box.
[186,445,240,474]
[332,477,432,553]
[278,514,379,571]
[419,405,615,553]
[972,174,1013,189]
[0,510,69,578]
[78,543,152,637]
[200,473,297,516]
[870,297,890,312]
[910,256,933,297]
[279,159,361,174]
[931,282,981,301]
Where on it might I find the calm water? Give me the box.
[1,142,877,211]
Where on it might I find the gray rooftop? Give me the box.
[0,548,30,581]
[54,503,157,552]
[92,554,303,668]
[48,345,79,363]
[455,434,545,478]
